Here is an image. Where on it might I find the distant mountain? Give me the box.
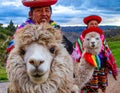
[61,25,118,33]
[61,26,119,43]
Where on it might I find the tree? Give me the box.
[6,20,16,32]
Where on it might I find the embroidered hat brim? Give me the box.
[22,0,57,7]
[82,27,103,38]
[83,15,102,25]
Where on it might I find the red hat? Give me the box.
[83,15,102,25]
[82,27,103,38]
[22,0,57,7]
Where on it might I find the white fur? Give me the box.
[25,43,53,84]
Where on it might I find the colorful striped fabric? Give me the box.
[81,68,108,93]
[84,52,101,69]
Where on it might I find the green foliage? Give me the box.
[0,20,17,81]
[0,20,15,68]
[6,20,16,32]
[0,33,6,39]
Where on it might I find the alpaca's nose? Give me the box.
[91,42,95,47]
[91,42,95,44]
[29,59,44,66]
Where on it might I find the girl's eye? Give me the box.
[49,47,55,54]
[20,49,26,55]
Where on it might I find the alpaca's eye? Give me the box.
[49,47,55,54]
[87,38,90,41]
[20,49,26,55]
[96,37,99,40]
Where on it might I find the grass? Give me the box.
[108,41,120,68]
[0,66,8,82]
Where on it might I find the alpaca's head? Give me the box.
[14,23,62,84]
[83,32,102,55]
[23,43,54,84]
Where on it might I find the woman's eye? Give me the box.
[20,49,26,55]
[49,47,55,54]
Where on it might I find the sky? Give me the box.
[0,0,120,26]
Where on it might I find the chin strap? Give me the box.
[84,52,101,69]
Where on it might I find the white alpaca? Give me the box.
[6,23,74,93]
[74,27,103,90]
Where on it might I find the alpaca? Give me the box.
[6,23,74,93]
[74,27,103,90]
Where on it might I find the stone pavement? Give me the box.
[0,82,8,93]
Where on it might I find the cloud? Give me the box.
[52,0,120,26]
[0,0,120,26]
[53,5,82,15]
[0,0,28,25]
[102,15,120,26]
[1,0,22,7]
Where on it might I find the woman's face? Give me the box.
[29,6,52,24]
[87,20,98,28]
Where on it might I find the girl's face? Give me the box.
[87,20,98,28]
